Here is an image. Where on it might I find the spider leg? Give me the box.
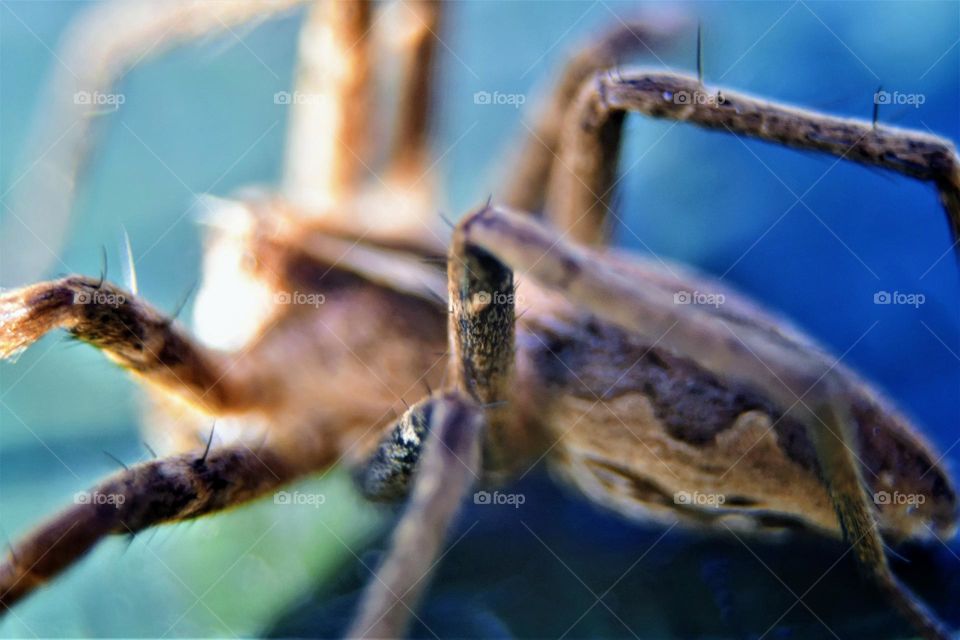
[283,0,373,211]
[502,17,687,216]
[801,390,951,640]
[350,215,534,636]
[0,0,309,287]
[546,70,960,247]
[0,441,312,611]
[347,393,484,640]
[384,0,444,186]
[454,203,955,640]
[0,277,270,413]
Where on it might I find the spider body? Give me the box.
[1,3,959,639]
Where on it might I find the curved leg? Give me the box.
[0,441,313,611]
[0,276,271,413]
[346,392,483,639]
[502,18,687,216]
[1,0,309,287]
[546,71,960,247]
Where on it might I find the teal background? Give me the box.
[1,1,958,637]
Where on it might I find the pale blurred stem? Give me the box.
[386,0,444,183]
[547,70,960,247]
[0,0,308,287]
[283,0,373,209]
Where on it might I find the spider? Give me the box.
[0,2,958,638]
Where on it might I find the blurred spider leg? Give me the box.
[800,388,952,640]
[502,17,687,215]
[546,70,960,250]
[347,393,483,639]
[283,0,373,212]
[351,215,534,636]
[0,442,312,611]
[0,277,270,414]
[0,0,309,287]
[384,0,444,186]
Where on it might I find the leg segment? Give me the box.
[0,441,306,611]
[283,0,373,211]
[346,392,483,639]
[0,277,270,413]
[503,19,686,215]
[349,206,538,635]
[802,391,951,640]
[386,0,444,184]
[1,0,309,287]
[546,70,960,247]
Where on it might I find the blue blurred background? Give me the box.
[1,1,958,637]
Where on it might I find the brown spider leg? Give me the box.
[0,441,314,612]
[385,0,444,185]
[350,216,530,637]
[0,0,309,287]
[502,18,687,215]
[0,277,270,414]
[347,393,483,639]
[456,203,954,640]
[801,392,951,640]
[283,0,373,211]
[547,70,960,248]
